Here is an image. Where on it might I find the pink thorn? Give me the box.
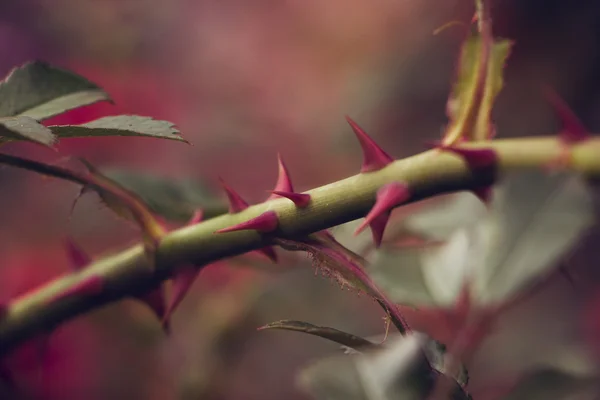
[215,210,279,234]
[139,288,169,334]
[219,178,249,213]
[267,154,294,200]
[473,186,493,204]
[544,86,589,144]
[48,275,104,303]
[345,116,394,173]
[64,238,91,271]
[257,246,278,263]
[354,183,411,243]
[187,209,204,226]
[269,190,311,208]
[162,265,200,328]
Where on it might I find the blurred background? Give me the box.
[1,0,600,399]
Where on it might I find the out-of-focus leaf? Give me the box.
[502,369,600,400]
[0,61,111,121]
[0,116,56,146]
[0,153,166,248]
[443,1,512,144]
[101,169,227,221]
[298,334,472,400]
[275,233,410,334]
[369,170,595,308]
[258,320,377,352]
[49,115,188,143]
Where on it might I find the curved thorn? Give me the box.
[269,190,311,208]
[345,116,393,173]
[187,209,204,226]
[219,177,249,213]
[268,154,294,200]
[138,288,169,334]
[258,247,278,263]
[435,144,497,169]
[162,265,200,328]
[544,86,589,144]
[215,211,279,234]
[355,182,411,242]
[64,237,91,271]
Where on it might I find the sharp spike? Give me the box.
[544,86,589,144]
[187,209,204,226]
[354,182,411,245]
[215,210,279,234]
[48,275,104,303]
[257,246,278,263]
[345,116,393,173]
[138,288,169,334]
[434,144,497,170]
[269,190,311,208]
[268,154,294,200]
[219,178,249,213]
[162,265,200,329]
[64,237,91,271]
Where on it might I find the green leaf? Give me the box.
[49,115,188,143]
[298,334,472,400]
[442,3,512,144]
[258,320,377,352]
[0,61,111,121]
[0,116,56,146]
[101,169,227,222]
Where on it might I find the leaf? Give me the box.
[0,116,56,146]
[0,153,166,248]
[49,115,188,143]
[443,1,512,144]
[298,333,472,400]
[258,320,378,352]
[101,169,227,222]
[0,61,111,121]
[369,170,595,308]
[274,233,410,335]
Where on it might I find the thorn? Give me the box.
[219,178,249,213]
[267,154,294,200]
[215,210,279,234]
[138,288,169,334]
[269,190,311,208]
[544,86,589,144]
[257,246,278,263]
[345,116,393,173]
[433,143,497,170]
[473,186,493,204]
[48,275,104,303]
[162,265,200,328]
[187,209,204,226]
[354,183,411,247]
[64,237,91,271]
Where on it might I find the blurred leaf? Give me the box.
[0,61,111,121]
[369,170,595,308]
[502,369,600,400]
[0,116,56,146]
[0,153,166,248]
[49,115,188,143]
[258,320,377,352]
[298,334,471,400]
[101,169,226,221]
[275,233,410,334]
[443,2,512,144]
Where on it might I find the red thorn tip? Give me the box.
[187,209,204,226]
[355,182,411,241]
[268,154,294,201]
[215,211,279,234]
[437,145,497,169]
[473,186,493,204]
[544,86,589,144]
[139,288,169,334]
[65,238,91,271]
[49,275,104,303]
[219,178,249,213]
[270,190,311,208]
[163,265,199,326]
[258,246,278,263]
[345,116,393,173]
